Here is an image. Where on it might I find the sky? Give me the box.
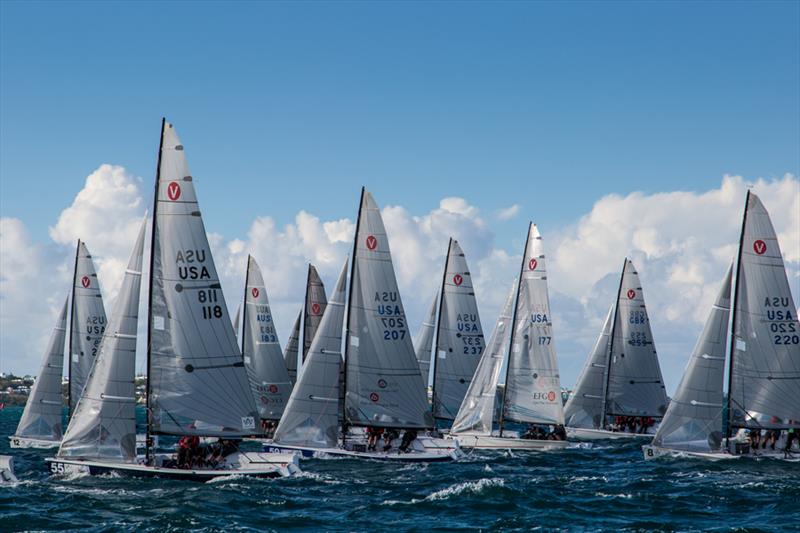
[1,1,798,393]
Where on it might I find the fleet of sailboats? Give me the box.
[5,120,797,483]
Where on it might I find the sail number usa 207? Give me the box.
[376,291,407,340]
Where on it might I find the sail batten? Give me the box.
[344,188,432,429]
[147,120,258,437]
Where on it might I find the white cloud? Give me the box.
[496,204,521,220]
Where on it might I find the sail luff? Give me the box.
[67,239,78,417]
[726,191,749,440]
[413,292,438,386]
[431,238,452,418]
[600,260,626,427]
[284,311,301,384]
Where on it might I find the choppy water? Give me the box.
[1,407,798,532]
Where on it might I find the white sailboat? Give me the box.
[450,224,569,451]
[48,120,298,480]
[241,255,293,425]
[9,298,68,449]
[431,239,485,424]
[268,188,460,461]
[644,191,800,461]
[564,258,668,440]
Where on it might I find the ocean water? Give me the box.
[1,406,797,532]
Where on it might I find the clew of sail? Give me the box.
[147,120,258,437]
[243,255,293,421]
[273,260,348,448]
[58,217,147,461]
[344,188,432,429]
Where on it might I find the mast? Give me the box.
[725,190,750,444]
[241,255,251,356]
[67,239,80,417]
[600,257,626,430]
[145,117,166,464]
[342,186,365,440]
[431,238,453,419]
[498,223,531,437]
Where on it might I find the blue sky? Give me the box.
[1,2,798,386]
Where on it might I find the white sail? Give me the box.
[68,241,107,414]
[729,192,800,429]
[14,298,68,442]
[284,311,301,384]
[58,218,147,461]
[413,292,437,385]
[344,188,432,429]
[451,281,516,435]
[232,304,241,341]
[432,239,484,420]
[147,120,258,437]
[243,255,293,421]
[563,305,614,429]
[652,265,731,452]
[273,260,348,448]
[605,259,668,418]
[503,224,564,426]
[303,264,327,364]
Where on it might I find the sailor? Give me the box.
[382,429,399,452]
[748,428,761,452]
[366,426,382,451]
[399,429,418,453]
[784,424,797,455]
[177,435,200,468]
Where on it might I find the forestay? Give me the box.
[148,121,258,436]
[69,241,107,414]
[503,224,564,425]
[433,239,484,420]
[14,298,68,442]
[451,281,516,435]
[563,306,614,430]
[243,255,293,421]
[303,264,328,364]
[284,311,301,384]
[58,218,147,461]
[273,260,348,448]
[413,292,437,385]
[730,192,800,429]
[605,259,668,418]
[652,266,731,452]
[345,188,432,429]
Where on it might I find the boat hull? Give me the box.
[452,434,569,451]
[643,444,800,462]
[8,436,60,449]
[45,451,300,481]
[263,435,462,462]
[567,427,654,441]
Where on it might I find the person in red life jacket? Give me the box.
[366,426,382,451]
[177,435,200,468]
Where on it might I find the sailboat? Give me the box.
[267,188,460,461]
[413,292,438,384]
[48,120,299,479]
[9,298,68,449]
[241,255,293,426]
[450,224,569,450]
[643,192,800,460]
[564,258,668,440]
[430,239,485,425]
[284,311,301,384]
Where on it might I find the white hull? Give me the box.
[567,427,654,441]
[452,434,569,451]
[8,436,60,449]
[264,435,462,462]
[45,451,300,481]
[0,455,18,483]
[643,444,800,462]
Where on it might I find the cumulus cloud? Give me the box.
[496,204,521,220]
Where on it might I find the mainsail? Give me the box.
[303,264,327,364]
[242,255,293,421]
[147,120,258,437]
[451,281,516,435]
[502,224,564,426]
[68,241,107,414]
[563,306,614,429]
[432,239,484,421]
[273,260,348,448]
[604,259,668,418]
[232,304,241,341]
[284,311,301,384]
[58,218,147,461]
[413,292,438,384]
[652,265,731,453]
[13,298,68,442]
[729,191,800,430]
[344,188,432,429]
